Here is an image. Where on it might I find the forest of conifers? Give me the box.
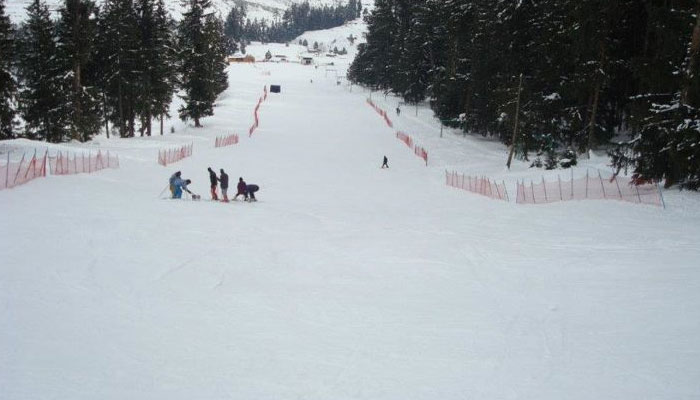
[349,0,700,189]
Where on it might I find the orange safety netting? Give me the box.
[49,150,119,176]
[516,171,664,207]
[215,133,239,148]
[366,99,393,128]
[0,150,48,190]
[395,131,428,166]
[414,146,428,166]
[249,86,268,137]
[446,171,509,201]
[158,144,192,166]
[396,131,413,148]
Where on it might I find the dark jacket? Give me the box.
[219,172,229,189]
[237,180,247,194]
[247,184,259,193]
[208,168,218,186]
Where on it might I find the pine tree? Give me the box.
[150,0,177,135]
[612,0,700,188]
[98,0,141,137]
[177,0,227,127]
[135,0,176,136]
[56,0,101,142]
[224,4,245,54]
[17,0,69,142]
[396,0,432,104]
[348,0,397,90]
[0,0,16,138]
[203,14,229,99]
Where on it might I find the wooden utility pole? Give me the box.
[506,73,524,169]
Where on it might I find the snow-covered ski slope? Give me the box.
[3,37,700,400]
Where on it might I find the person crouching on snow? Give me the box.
[234,177,247,201]
[246,184,259,202]
[172,178,193,199]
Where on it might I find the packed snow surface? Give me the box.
[2,41,700,399]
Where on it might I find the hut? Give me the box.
[228,53,255,63]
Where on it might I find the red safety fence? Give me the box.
[249,86,268,137]
[366,98,393,128]
[516,170,665,207]
[49,150,119,175]
[215,133,239,148]
[0,150,48,190]
[415,145,428,166]
[158,143,193,166]
[394,131,428,166]
[446,171,509,201]
[396,131,413,148]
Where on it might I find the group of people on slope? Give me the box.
[168,169,259,201]
[207,167,259,202]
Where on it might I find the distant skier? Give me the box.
[381,155,389,169]
[396,106,401,115]
[219,169,229,202]
[169,171,181,197]
[246,184,260,202]
[208,167,219,200]
[234,177,248,201]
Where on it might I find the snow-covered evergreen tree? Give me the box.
[203,14,229,99]
[0,0,16,138]
[150,0,177,135]
[97,0,141,137]
[348,0,397,91]
[177,0,227,127]
[17,0,69,142]
[56,0,101,142]
[612,0,700,188]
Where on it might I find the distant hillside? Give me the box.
[5,0,344,23]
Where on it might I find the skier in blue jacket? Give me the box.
[172,178,193,199]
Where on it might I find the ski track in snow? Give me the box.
[2,38,700,400]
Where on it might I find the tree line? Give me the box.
[348,0,700,189]
[0,0,229,143]
[224,0,363,51]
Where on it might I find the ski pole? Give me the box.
[158,184,170,199]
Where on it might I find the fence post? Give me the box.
[657,183,666,209]
[24,150,37,180]
[531,181,536,203]
[635,183,642,203]
[598,170,606,198]
[13,153,26,186]
[42,150,48,176]
[5,151,9,188]
[542,176,548,202]
[613,175,623,200]
[571,168,574,198]
[504,181,509,202]
[558,175,563,200]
